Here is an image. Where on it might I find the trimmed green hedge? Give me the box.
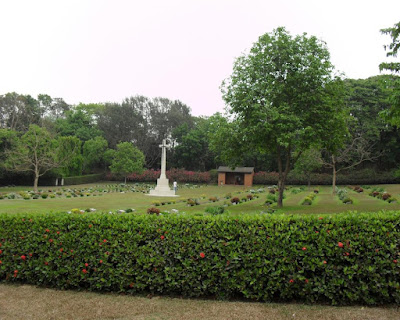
[1,211,400,305]
[63,173,104,185]
[253,169,400,185]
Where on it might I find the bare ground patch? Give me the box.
[0,284,399,320]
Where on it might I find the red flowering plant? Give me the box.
[1,211,400,305]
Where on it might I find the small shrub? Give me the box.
[246,194,253,200]
[205,206,225,215]
[266,194,277,203]
[290,188,302,194]
[41,193,49,199]
[342,197,353,204]
[313,189,319,194]
[382,192,392,201]
[147,207,160,215]
[231,197,240,204]
[187,199,196,206]
[301,197,312,205]
[209,196,218,202]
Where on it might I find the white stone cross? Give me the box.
[147,139,178,197]
[159,139,168,179]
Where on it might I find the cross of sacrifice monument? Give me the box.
[148,139,178,197]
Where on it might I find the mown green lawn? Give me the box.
[0,182,399,215]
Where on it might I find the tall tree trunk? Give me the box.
[332,155,337,195]
[124,176,127,184]
[33,172,39,192]
[276,145,291,208]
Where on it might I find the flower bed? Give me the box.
[1,211,400,305]
[120,169,211,183]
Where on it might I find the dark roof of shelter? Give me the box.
[217,166,254,174]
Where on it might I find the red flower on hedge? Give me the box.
[0,250,2,254]
[89,224,92,228]
[302,247,307,251]
[289,279,294,283]
[199,252,205,258]
[323,260,327,264]
[305,279,309,284]
[56,231,60,235]
[82,269,87,274]
[60,248,63,252]
[45,229,50,232]
[99,260,103,264]
[338,242,344,248]
[21,255,26,260]
[160,235,165,240]
[0,260,2,264]
[49,239,53,243]
[394,260,398,264]
[318,217,323,220]
[103,239,107,243]
[85,263,89,267]
[44,261,48,265]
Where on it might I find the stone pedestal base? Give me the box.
[147,177,178,197]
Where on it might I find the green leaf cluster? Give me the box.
[1,211,400,305]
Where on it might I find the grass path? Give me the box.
[1,183,400,215]
[1,284,399,320]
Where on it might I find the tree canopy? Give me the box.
[380,21,400,127]
[109,142,145,184]
[221,27,348,206]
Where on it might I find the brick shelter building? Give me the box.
[217,166,254,187]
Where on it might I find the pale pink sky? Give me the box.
[0,0,399,116]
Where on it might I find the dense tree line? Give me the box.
[1,23,400,191]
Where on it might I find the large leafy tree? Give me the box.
[4,125,71,191]
[83,136,108,173]
[96,96,193,168]
[172,117,216,171]
[109,142,145,184]
[0,93,41,131]
[380,21,400,126]
[57,136,83,177]
[221,27,347,207]
[56,108,103,142]
[344,76,400,169]
[293,148,323,189]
